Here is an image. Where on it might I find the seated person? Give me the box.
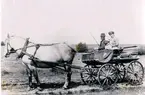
[98,33,109,50]
[106,31,120,50]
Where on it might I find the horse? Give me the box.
[3,34,77,90]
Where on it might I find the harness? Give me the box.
[28,44,40,67]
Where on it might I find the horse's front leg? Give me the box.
[63,64,72,89]
[32,68,41,87]
[22,62,34,90]
[26,69,33,88]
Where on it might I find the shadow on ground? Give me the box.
[30,81,82,89]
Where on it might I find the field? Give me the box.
[1,53,145,95]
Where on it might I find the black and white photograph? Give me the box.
[1,0,145,95]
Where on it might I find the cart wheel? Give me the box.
[98,64,118,88]
[126,61,144,85]
[80,65,98,85]
[115,63,126,82]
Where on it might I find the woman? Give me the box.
[106,31,119,49]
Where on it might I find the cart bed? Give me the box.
[82,49,139,64]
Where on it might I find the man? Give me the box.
[98,33,109,50]
[108,31,119,49]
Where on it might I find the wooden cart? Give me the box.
[81,47,144,88]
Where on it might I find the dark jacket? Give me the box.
[98,40,109,50]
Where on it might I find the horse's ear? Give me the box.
[7,33,10,38]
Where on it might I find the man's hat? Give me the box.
[101,33,105,37]
[108,31,114,35]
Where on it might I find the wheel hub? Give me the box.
[134,73,138,77]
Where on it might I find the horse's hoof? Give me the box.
[27,87,35,91]
[63,86,68,90]
[37,87,43,91]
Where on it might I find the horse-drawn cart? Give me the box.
[6,37,144,89]
[81,47,144,87]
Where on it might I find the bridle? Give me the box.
[5,42,17,57]
[5,38,16,57]
[4,35,29,57]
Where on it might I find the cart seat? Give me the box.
[82,49,113,63]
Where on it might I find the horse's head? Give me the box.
[3,34,29,58]
[3,34,16,58]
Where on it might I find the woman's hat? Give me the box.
[108,31,114,35]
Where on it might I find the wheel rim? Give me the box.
[127,61,144,85]
[98,64,118,87]
[115,63,126,82]
[81,65,98,85]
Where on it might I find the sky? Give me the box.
[1,0,145,44]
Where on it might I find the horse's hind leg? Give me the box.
[63,65,72,89]
[32,67,44,91]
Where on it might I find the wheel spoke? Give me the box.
[106,67,112,75]
[100,76,106,80]
[108,79,113,85]
[127,70,134,74]
[87,76,95,84]
[110,72,116,76]
[100,69,106,76]
[82,75,89,78]
[102,78,107,86]
[128,66,133,72]
[92,76,97,82]
[83,72,90,75]
[118,74,122,79]
[106,79,109,86]
[86,68,90,73]
[131,62,134,72]
[119,72,124,76]
[109,76,115,83]
[86,76,91,81]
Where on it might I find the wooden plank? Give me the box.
[16,43,60,50]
